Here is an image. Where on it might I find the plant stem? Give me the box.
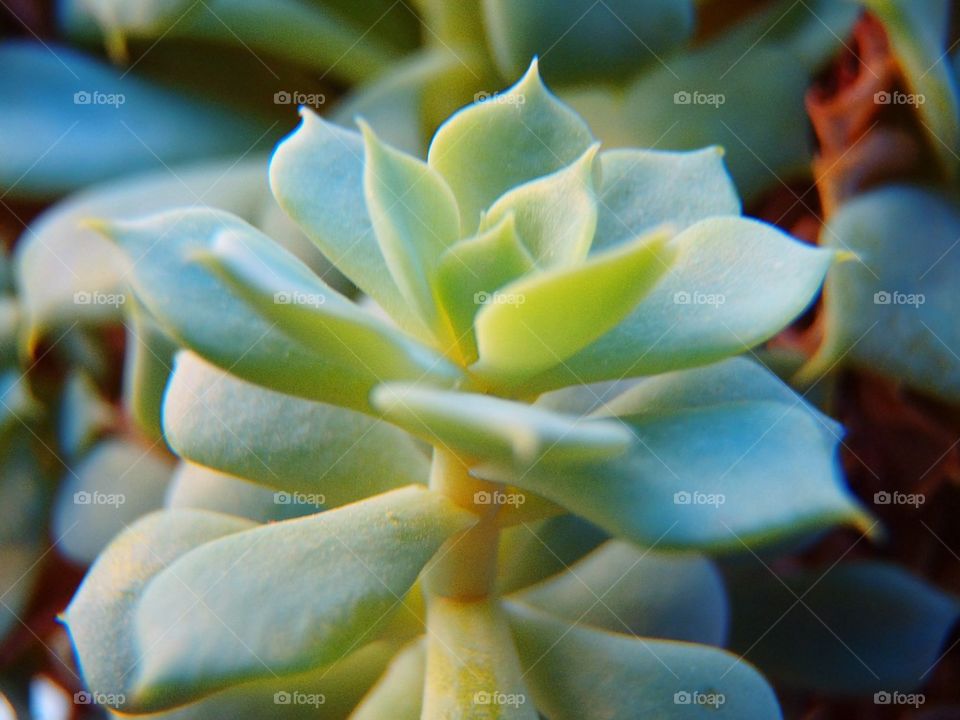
[423,449,500,601]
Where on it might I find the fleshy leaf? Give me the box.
[52,438,174,565]
[513,541,728,645]
[591,147,740,252]
[101,208,456,411]
[427,59,595,234]
[350,639,425,720]
[477,358,869,551]
[123,299,178,441]
[0,41,265,199]
[198,227,462,393]
[163,351,428,504]
[482,0,694,85]
[725,561,960,694]
[507,602,781,720]
[370,383,632,465]
[269,111,428,337]
[497,515,608,594]
[473,227,677,383]
[435,214,534,362]
[165,463,318,523]
[63,510,257,713]
[525,217,835,392]
[361,121,460,336]
[803,185,960,401]
[131,487,476,709]
[423,598,537,719]
[481,143,599,267]
[863,0,960,174]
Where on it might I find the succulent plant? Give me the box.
[56,62,888,719]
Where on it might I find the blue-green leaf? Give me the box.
[513,541,728,645]
[478,358,869,551]
[507,602,781,719]
[803,185,960,401]
[164,351,428,504]
[725,561,960,694]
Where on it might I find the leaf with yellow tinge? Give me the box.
[428,59,594,235]
[473,227,676,383]
[350,638,425,720]
[423,598,537,719]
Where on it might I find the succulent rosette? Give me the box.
[64,62,875,719]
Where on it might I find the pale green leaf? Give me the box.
[269,111,429,337]
[481,143,599,267]
[163,351,428,504]
[526,217,835,392]
[370,384,632,466]
[428,59,595,234]
[473,227,677,383]
[435,214,534,362]
[63,510,257,713]
[350,639,425,720]
[360,120,460,335]
[423,598,537,719]
[197,227,462,394]
[123,298,178,441]
[131,486,476,710]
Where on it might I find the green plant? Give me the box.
[62,61,886,718]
